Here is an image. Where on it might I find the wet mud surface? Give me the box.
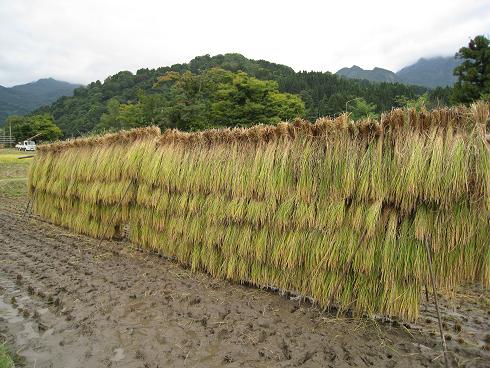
[0,198,489,367]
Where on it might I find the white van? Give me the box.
[15,140,36,151]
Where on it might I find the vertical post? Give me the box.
[424,239,450,368]
[97,182,132,247]
[9,121,12,148]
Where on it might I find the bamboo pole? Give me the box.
[424,238,450,368]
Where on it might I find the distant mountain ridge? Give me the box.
[0,78,81,124]
[396,57,461,88]
[335,56,461,88]
[335,65,399,83]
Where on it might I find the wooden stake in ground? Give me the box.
[97,182,133,247]
[15,155,34,224]
[14,197,32,227]
[97,142,154,246]
[424,239,450,368]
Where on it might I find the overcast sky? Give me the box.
[0,0,489,87]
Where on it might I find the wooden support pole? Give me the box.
[424,239,450,368]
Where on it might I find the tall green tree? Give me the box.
[6,114,62,142]
[395,93,430,111]
[209,70,304,126]
[154,68,305,130]
[347,98,378,120]
[451,35,490,104]
[96,97,147,131]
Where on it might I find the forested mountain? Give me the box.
[94,68,305,133]
[33,53,449,137]
[336,66,399,83]
[0,78,81,124]
[336,56,461,88]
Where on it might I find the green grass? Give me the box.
[0,179,27,199]
[0,148,35,163]
[0,149,31,199]
[0,342,23,368]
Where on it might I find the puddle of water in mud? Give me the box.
[111,347,125,361]
[0,273,47,363]
[0,297,23,323]
[22,322,40,340]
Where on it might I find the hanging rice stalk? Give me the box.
[28,102,490,320]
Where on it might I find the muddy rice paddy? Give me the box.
[0,194,489,367]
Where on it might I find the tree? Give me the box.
[6,114,62,142]
[154,68,305,130]
[96,97,148,132]
[32,53,436,137]
[98,98,122,131]
[318,93,355,117]
[395,93,429,110]
[347,98,378,120]
[209,70,304,126]
[451,35,490,104]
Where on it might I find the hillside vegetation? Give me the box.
[33,54,447,137]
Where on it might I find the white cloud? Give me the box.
[0,0,488,86]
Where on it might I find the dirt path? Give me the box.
[0,197,489,368]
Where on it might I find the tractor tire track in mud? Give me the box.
[0,198,489,367]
